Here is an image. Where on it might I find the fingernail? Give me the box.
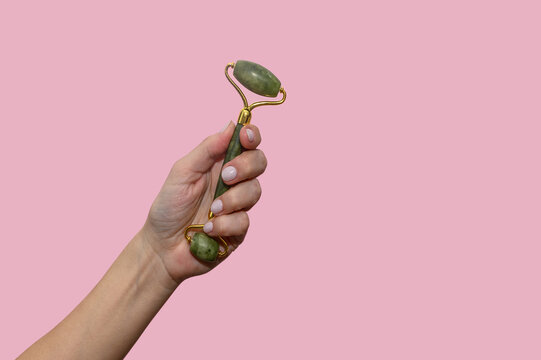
[211,199,223,214]
[246,128,255,142]
[220,121,231,133]
[222,166,237,182]
[203,222,213,233]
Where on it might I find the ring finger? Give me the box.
[210,179,262,216]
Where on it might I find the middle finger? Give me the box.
[220,149,267,185]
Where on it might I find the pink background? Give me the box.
[1,0,540,359]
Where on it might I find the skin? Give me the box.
[17,121,266,360]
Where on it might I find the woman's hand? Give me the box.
[141,121,266,288]
[17,121,267,360]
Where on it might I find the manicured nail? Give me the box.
[246,128,255,142]
[220,121,231,133]
[222,166,237,182]
[211,199,223,214]
[203,222,213,233]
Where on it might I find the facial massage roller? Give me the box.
[184,60,286,262]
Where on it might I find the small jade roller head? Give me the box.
[232,60,282,97]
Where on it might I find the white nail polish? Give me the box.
[246,128,255,142]
[203,222,213,233]
[222,166,237,181]
[211,199,223,214]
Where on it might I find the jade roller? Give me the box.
[184,60,286,262]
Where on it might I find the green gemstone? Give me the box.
[214,123,245,199]
[190,232,219,262]
[233,60,281,97]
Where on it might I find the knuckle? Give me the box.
[240,212,250,232]
[172,159,189,178]
[253,179,262,200]
[226,189,242,210]
[257,150,268,170]
[172,158,184,172]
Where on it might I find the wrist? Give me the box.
[132,229,182,293]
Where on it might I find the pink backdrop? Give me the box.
[1,0,540,359]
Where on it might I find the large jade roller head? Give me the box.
[184,60,286,262]
[225,60,286,118]
[233,60,282,97]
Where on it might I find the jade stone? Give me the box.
[214,123,245,199]
[190,232,219,262]
[233,60,281,97]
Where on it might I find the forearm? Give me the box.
[17,121,266,359]
[18,232,178,360]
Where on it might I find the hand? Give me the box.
[141,121,266,287]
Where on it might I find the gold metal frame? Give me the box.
[184,62,287,260]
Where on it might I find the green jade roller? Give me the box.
[184,60,286,262]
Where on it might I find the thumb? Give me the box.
[183,121,235,174]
